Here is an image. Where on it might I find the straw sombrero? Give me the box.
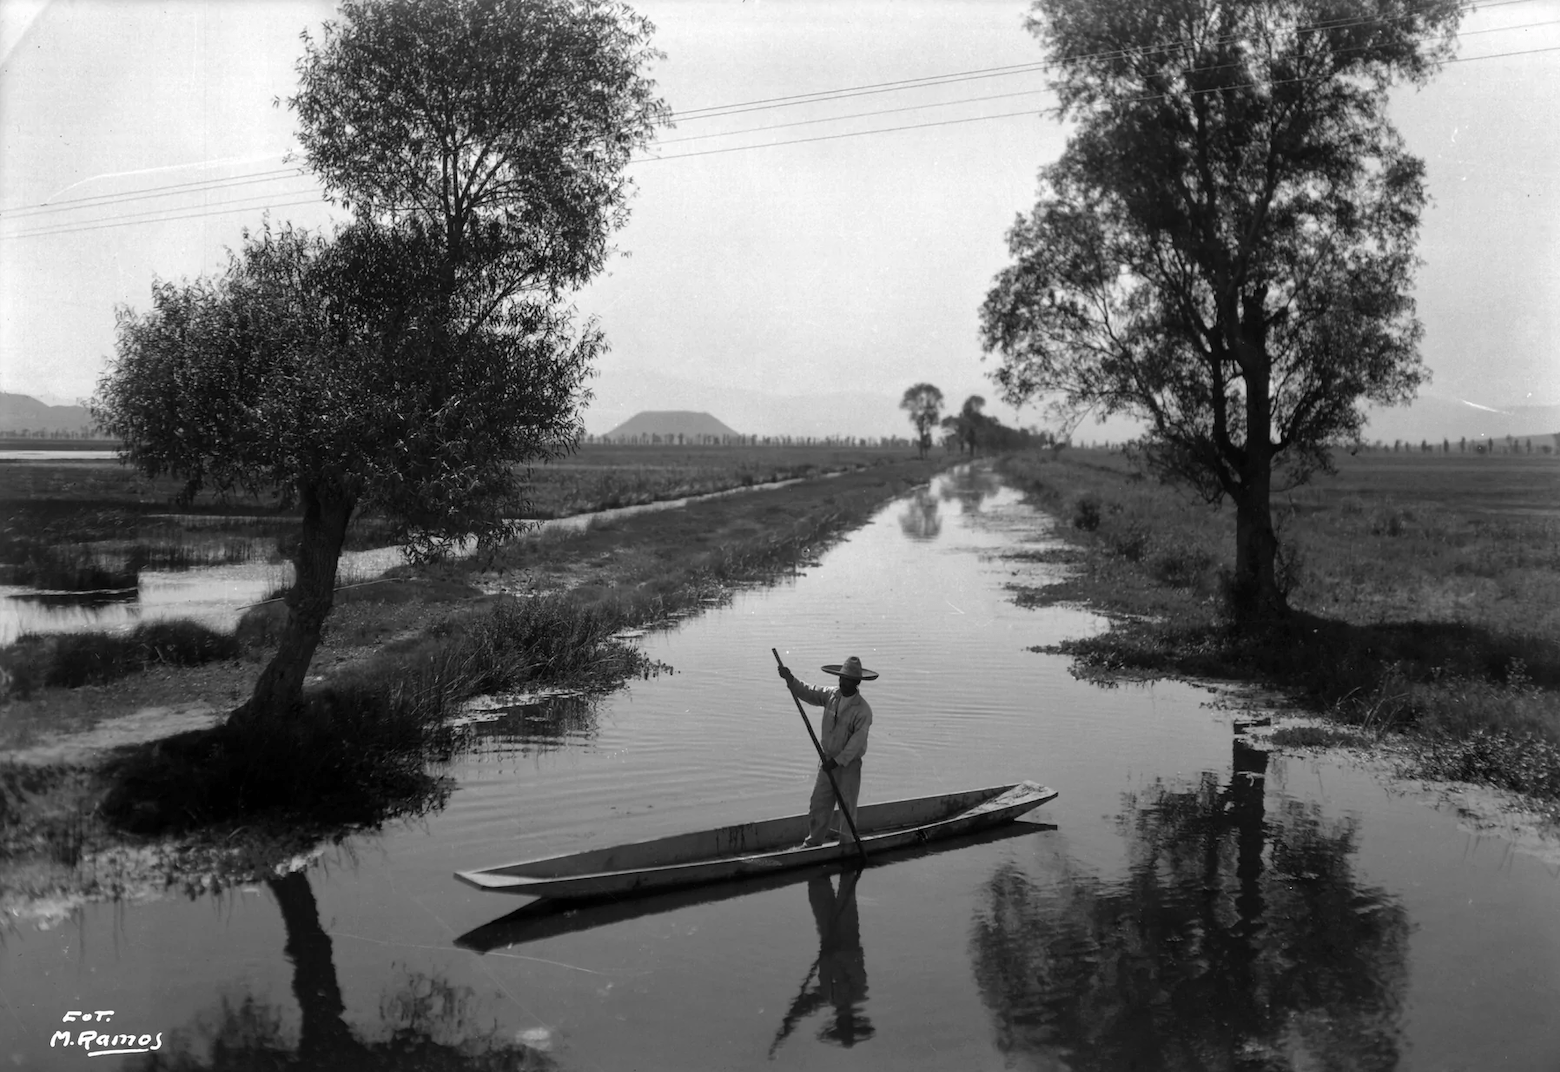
[821,655,878,681]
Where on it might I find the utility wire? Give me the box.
[2,17,1554,236]
[670,0,1543,120]
[4,194,335,242]
[661,16,1560,146]
[641,42,1560,163]
[0,167,304,221]
[2,0,1541,222]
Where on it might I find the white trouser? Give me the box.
[807,759,862,843]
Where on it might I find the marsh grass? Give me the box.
[0,763,94,867]
[1269,725,1368,749]
[98,674,463,834]
[97,594,661,835]
[1,620,240,698]
[1000,447,1560,804]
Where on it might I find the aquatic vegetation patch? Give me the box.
[1,620,240,698]
[1269,725,1369,749]
[1408,730,1560,811]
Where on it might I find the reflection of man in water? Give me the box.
[778,655,875,847]
[771,870,873,1052]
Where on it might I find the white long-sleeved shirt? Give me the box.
[787,677,873,766]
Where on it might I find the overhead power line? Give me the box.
[669,0,1545,121]
[660,16,1560,147]
[0,7,1553,238]
[4,194,335,242]
[640,41,1560,164]
[0,167,305,221]
[8,0,1539,223]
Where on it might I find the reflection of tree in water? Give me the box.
[463,692,601,756]
[131,871,554,1071]
[936,466,1002,512]
[898,489,943,542]
[770,869,874,1055]
[970,743,1410,1070]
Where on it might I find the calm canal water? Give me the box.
[7,465,1560,1070]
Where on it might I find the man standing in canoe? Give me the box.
[778,655,876,847]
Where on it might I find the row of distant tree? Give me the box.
[582,433,915,448]
[898,384,1057,458]
[1376,436,1559,455]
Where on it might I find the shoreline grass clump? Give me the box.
[999,446,1560,809]
[96,593,665,836]
[1,620,241,699]
[98,669,466,834]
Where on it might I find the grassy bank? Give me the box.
[0,444,910,589]
[1,451,950,899]
[998,447,1560,810]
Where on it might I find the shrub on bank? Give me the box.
[99,593,663,834]
[1,621,240,698]
[100,668,464,833]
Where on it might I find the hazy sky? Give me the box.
[2,0,1557,437]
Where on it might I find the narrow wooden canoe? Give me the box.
[454,781,1058,901]
[456,819,1056,952]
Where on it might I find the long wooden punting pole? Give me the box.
[772,648,868,864]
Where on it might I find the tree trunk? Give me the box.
[1231,339,1287,620]
[234,482,354,726]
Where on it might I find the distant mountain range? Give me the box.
[0,392,99,435]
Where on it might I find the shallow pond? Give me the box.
[7,465,1560,1070]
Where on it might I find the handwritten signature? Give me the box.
[49,1012,163,1058]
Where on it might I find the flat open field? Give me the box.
[1292,450,1560,520]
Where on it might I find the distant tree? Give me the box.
[96,0,665,726]
[900,383,945,458]
[981,0,1459,617]
[951,395,989,456]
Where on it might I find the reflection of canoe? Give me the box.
[454,781,1058,901]
[456,819,1056,952]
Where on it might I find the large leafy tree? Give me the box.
[95,0,665,725]
[97,222,597,722]
[291,0,666,301]
[980,0,1459,616]
[900,383,944,458]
